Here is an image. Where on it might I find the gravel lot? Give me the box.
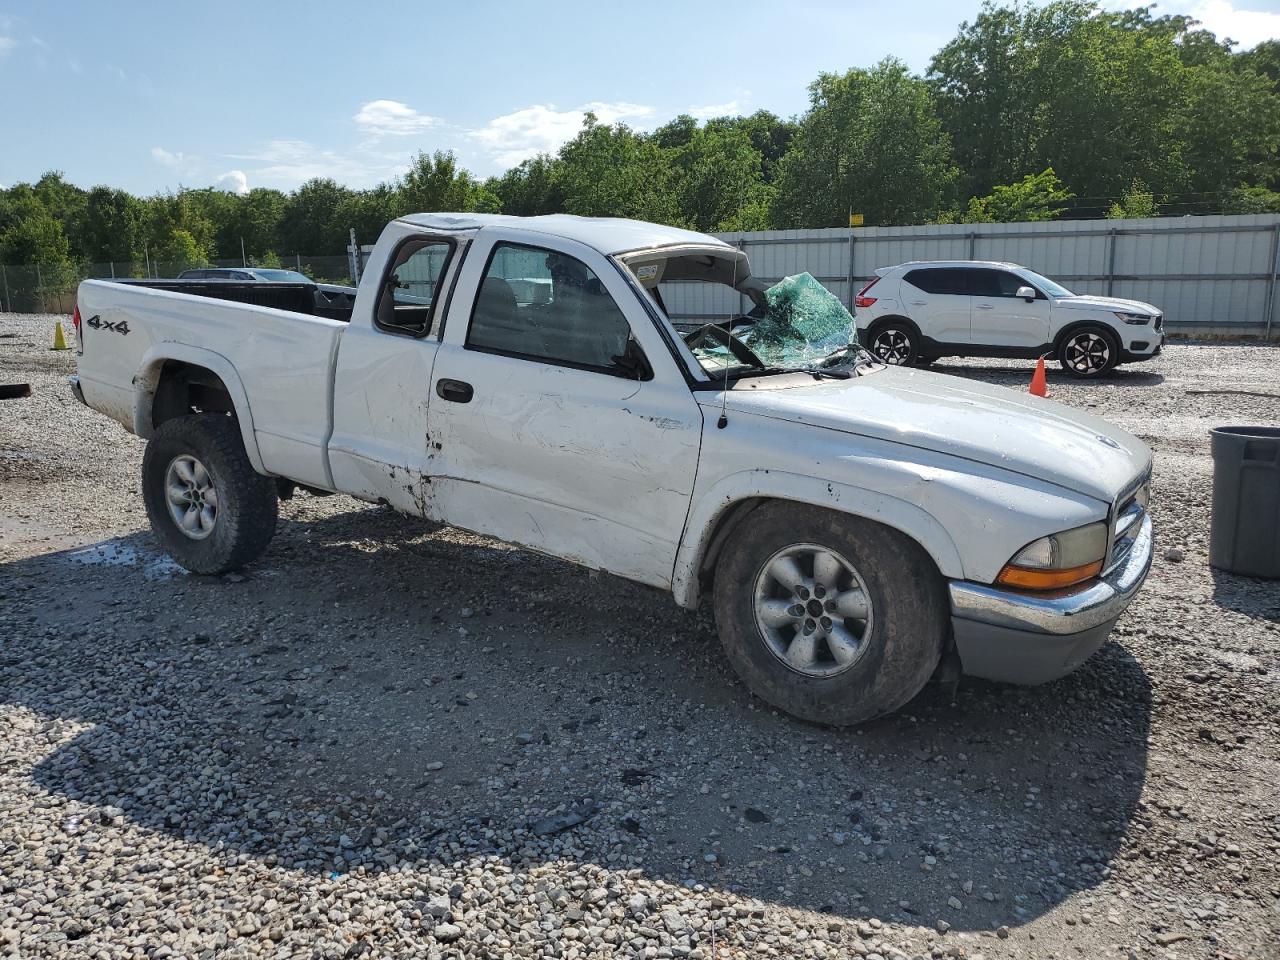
[2,312,1278,960]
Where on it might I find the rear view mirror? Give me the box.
[1016,285,1037,302]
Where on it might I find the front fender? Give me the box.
[671,470,966,609]
[133,343,267,475]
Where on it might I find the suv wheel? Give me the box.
[868,322,919,366]
[1058,326,1118,378]
[713,503,947,726]
[142,413,278,574]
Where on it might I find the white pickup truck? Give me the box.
[71,213,1154,725]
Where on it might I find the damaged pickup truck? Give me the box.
[70,213,1153,725]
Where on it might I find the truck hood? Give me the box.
[710,367,1151,504]
[1054,294,1159,316]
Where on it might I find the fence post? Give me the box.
[296,253,302,271]
[36,264,44,313]
[1,265,8,313]
[846,227,856,309]
[1106,228,1118,297]
[966,232,976,259]
[110,261,116,279]
[1265,222,1280,341]
[736,238,747,315]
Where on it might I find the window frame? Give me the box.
[372,234,459,340]
[464,240,651,381]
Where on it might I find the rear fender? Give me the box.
[133,344,266,474]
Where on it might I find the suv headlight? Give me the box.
[1114,311,1151,325]
[995,521,1108,590]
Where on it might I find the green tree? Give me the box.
[1223,185,1280,214]
[556,115,681,224]
[771,59,958,227]
[400,151,479,214]
[0,196,72,266]
[704,111,796,183]
[81,187,146,263]
[667,124,770,232]
[486,154,565,216]
[959,167,1073,222]
[1107,180,1157,219]
[278,178,350,254]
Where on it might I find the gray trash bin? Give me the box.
[1209,425,1280,579]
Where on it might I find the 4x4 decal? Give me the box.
[85,315,129,336]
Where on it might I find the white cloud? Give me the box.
[215,170,249,195]
[353,99,441,137]
[150,146,188,168]
[224,139,408,190]
[469,101,655,168]
[688,100,743,120]
[1103,0,1280,48]
[0,35,15,56]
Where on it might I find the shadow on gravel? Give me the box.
[1210,568,1280,620]
[3,506,1152,931]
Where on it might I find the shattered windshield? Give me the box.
[681,272,872,378]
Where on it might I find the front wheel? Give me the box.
[142,413,278,574]
[1057,326,1118,378]
[713,503,947,726]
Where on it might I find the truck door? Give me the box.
[424,231,704,589]
[328,229,468,511]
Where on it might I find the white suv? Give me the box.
[854,261,1164,377]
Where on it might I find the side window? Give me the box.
[904,268,970,296]
[375,238,454,337]
[971,269,1038,298]
[467,242,640,376]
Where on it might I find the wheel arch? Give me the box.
[133,345,267,474]
[864,314,921,339]
[1052,318,1120,353]
[671,472,965,610]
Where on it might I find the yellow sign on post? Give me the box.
[849,213,865,227]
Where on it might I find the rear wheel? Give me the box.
[142,413,278,574]
[713,502,947,726]
[1058,326,1118,378]
[868,322,919,366]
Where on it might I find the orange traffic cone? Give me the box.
[1028,355,1048,397]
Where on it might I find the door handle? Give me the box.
[436,378,473,403]
[976,303,994,309]
[909,300,927,306]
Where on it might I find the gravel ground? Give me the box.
[1,312,1278,960]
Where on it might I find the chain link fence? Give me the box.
[0,255,354,314]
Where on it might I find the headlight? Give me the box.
[1114,311,1151,325]
[996,521,1108,590]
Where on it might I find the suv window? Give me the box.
[375,237,455,337]
[903,268,971,296]
[971,269,1040,298]
[468,242,638,375]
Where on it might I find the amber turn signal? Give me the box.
[995,559,1104,591]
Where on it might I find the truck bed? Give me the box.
[74,279,347,491]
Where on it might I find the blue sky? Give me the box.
[2,0,1278,196]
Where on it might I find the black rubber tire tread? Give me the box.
[868,320,920,366]
[713,502,947,726]
[1056,324,1119,379]
[142,413,278,574]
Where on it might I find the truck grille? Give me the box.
[1106,486,1149,575]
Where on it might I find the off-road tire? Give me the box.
[1057,325,1119,378]
[713,502,947,726]
[142,413,278,574]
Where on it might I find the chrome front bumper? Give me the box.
[947,515,1153,684]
